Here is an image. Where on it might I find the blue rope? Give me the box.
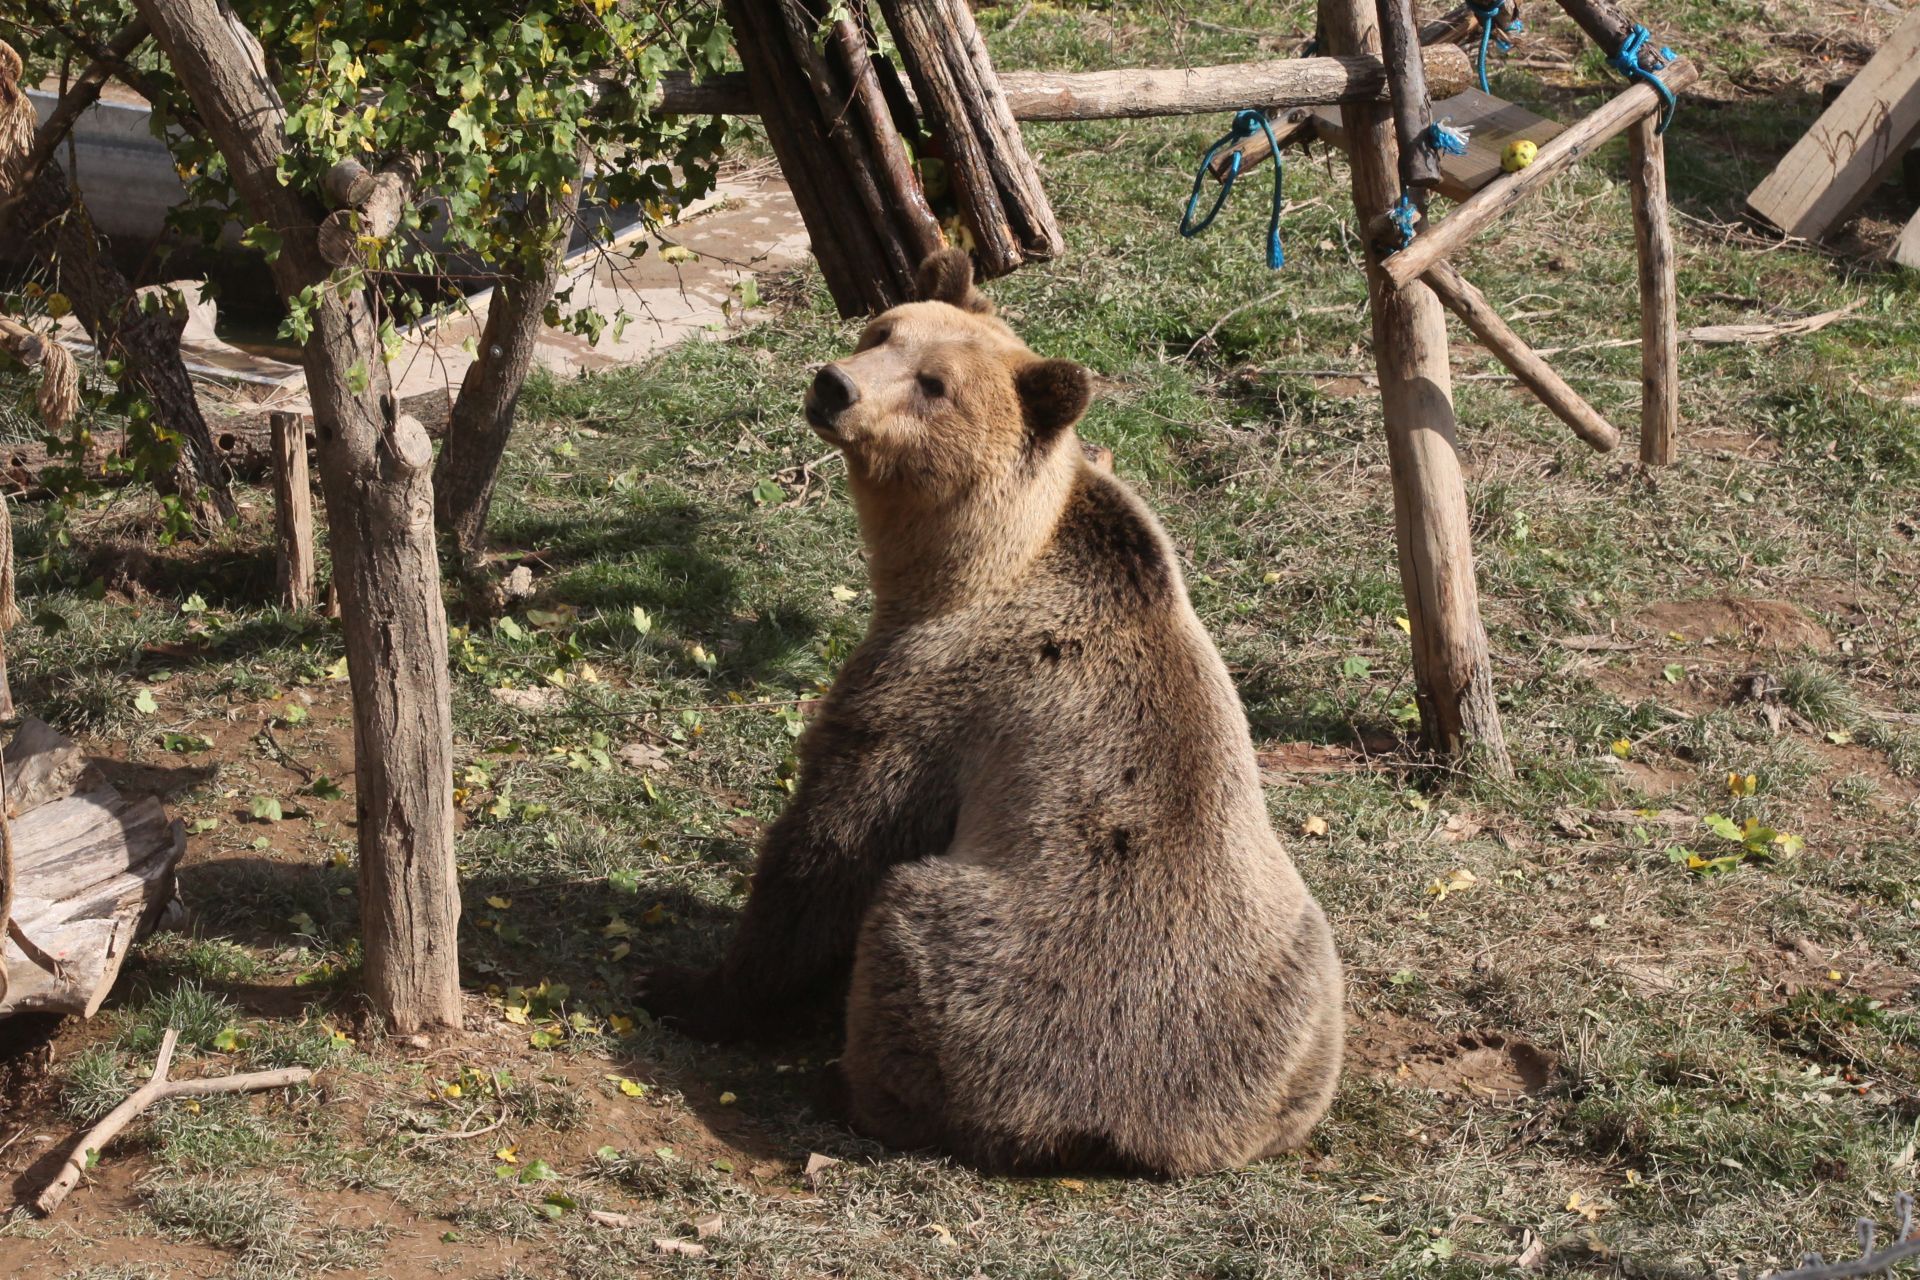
[1607,23,1680,135]
[1387,194,1421,252]
[1465,0,1522,93]
[1179,109,1287,269]
[1423,122,1470,156]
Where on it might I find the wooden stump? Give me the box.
[1322,0,1513,776]
[271,411,316,609]
[1627,116,1679,466]
[1,718,186,1019]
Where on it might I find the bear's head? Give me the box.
[804,250,1092,500]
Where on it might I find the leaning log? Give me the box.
[0,717,186,1020]
[874,0,1063,276]
[652,45,1472,122]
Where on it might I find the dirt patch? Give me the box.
[1617,758,1695,798]
[1348,1011,1555,1101]
[1633,598,1833,653]
[1749,938,1918,1005]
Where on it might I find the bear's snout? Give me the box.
[807,364,861,432]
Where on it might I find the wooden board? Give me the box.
[1746,9,1920,240]
[1313,89,1565,202]
[1894,204,1920,271]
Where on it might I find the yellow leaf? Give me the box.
[1566,1191,1604,1221]
[1827,969,1843,982]
[718,1091,737,1105]
[184,1099,201,1114]
[1394,616,1412,634]
[487,895,512,910]
[1427,867,1478,900]
[1057,1178,1086,1191]
[608,941,632,962]
[496,1145,519,1163]
[1727,772,1757,797]
[602,915,632,937]
[620,1078,647,1098]
[443,1083,463,1099]
[1610,739,1632,759]
[609,1014,636,1035]
[1302,815,1329,838]
[503,1006,529,1025]
[577,662,600,684]
[46,292,72,318]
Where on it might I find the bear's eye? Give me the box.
[916,373,947,399]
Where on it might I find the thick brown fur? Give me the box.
[638,249,1343,1176]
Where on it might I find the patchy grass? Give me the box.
[5,1,1920,1277]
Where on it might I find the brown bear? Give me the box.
[638,250,1343,1176]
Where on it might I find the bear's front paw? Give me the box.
[634,965,742,1042]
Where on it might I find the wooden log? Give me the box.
[875,0,1063,277]
[0,719,185,1020]
[1421,260,1620,452]
[1321,0,1512,776]
[271,411,316,609]
[1893,204,1920,273]
[322,158,377,209]
[1626,115,1678,466]
[0,315,47,365]
[1551,0,1668,72]
[1375,0,1441,192]
[33,1027,314,1216]
[316,157,418,269]
[721,0,899,316]
[649,46,1474,120]
[1378,58,1699,287]
[1209,110,1318,182]
[827,18,944,264]
[1745,10,1920,241]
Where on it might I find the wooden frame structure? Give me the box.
[688,0,1691,774]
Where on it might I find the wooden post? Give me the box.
[1375,0,1441,194]
[1422,261,1620,452]
[271,411,315,609]
[1321,0,1512,775]
[1626,116,1678,465]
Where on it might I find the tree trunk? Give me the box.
[1322,0,1513,776]
[4,159,236,529]
[432,181,582,598]
[136,0,461,1032]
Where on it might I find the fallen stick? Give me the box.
[35,1028,314,1215]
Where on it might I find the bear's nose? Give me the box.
[810,364,860,417]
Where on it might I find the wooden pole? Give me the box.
[1321,0,1512,775]
[1208,110,1317,181]
[1378,58,1699,288]
[271,411,315,610]
[1421,261,1620,452]
[1375,0,1441,193]
[650,45,1474,122]
[1626,116,1678,465]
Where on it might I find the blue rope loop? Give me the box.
[1179,108,1287,269]
[1608,23,1680,135]
[1465,0,1517,93]
[1387,193,1421,252]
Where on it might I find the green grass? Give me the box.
[3,1,1920,1276]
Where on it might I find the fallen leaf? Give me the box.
[589,1209,632,1228]
[654,1238,707,1258]
[1427,867,1478,900]
[1566,1191,1606,1221]
[692,1213,724,1239]
[1302,815,1329,837]
[618,741,668,773]
[491,686,561,712]
[803,1152,841,1188]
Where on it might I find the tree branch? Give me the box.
[15,0,192,130]
[0,17,150,220]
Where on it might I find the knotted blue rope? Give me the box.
[1608,23,1680,135]
[1386,193,1421,252]
[1423,121,1470,156]
[1179,109,1287,269]
[1465,0,1523,93]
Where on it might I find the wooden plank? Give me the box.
[1893,203,1920,271]
[1314,89,1565,201]
[272,412,316,610]
[1380,59,1700,289]
[1628,116,1679,466]
[1746,9,1920,240]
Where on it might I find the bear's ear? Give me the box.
[1015,358,1092,442]
[915,248,993,315]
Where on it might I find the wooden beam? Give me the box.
[1208,109,1317,182]
[1320,0,1512,776]
[1745,9,1920,241]
[1421,260,1620,452]
[1378,58,1700,287]
[650,44,1473,120]
[1627,115,1678,465]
